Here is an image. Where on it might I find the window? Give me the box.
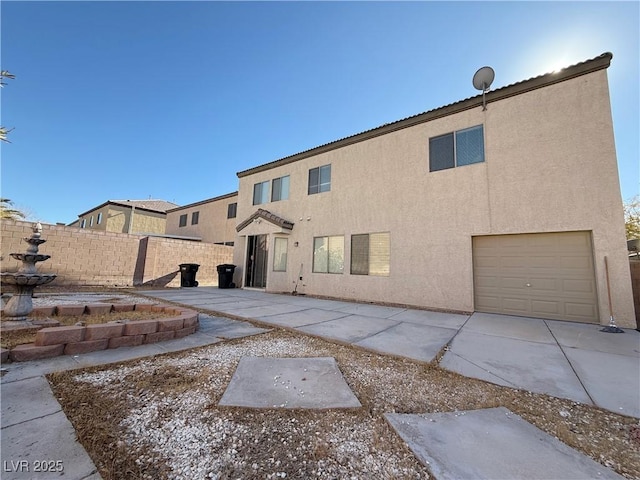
[227,203,237,219]
[179,214,187,227]
[271,175,290,202]
[97,212,102,224]
[351,232,390,276]
[89,216,94,227]
[191,211,199,225]
[429,125,484,172]
[273,237,288,271]
[80,219,86,228]
[308,164,331,194]
[253,181,269,205]
[313,235,344,274]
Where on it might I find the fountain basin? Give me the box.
[9,253,51,263]
[1,273,57,287]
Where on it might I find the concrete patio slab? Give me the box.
[218,356,361,409]
[385,407,625,480]
[255,308,351,328]
[197,315,271,339]
[1,376,61,428]
[388,309,469,329]
[334,303,407,318]
[216,303,309,319]
[0,355,81,385]
[462,312,556,344]
[547,321,640,356]
[440,330,593,404]
[355,323,458,363]
[298,315,400,344]
[1,410,100,480]
[564,347,640,418]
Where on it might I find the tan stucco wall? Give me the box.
[165,194,238,244]
[104,205,166,234]
[233,69,635,327]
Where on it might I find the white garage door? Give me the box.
[473,232,598,323]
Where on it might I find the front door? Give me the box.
[246,234,268,288]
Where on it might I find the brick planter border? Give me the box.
[1,303,199,363]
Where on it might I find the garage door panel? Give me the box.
[473,232,598,323]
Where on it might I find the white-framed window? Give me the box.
[80,218,86,228]
[273,237,288,272]
[97,212,102,224]
[429,125,484,172]
[89,215,94,227]
[313,235,344,274]
[351,232,390,276]
[253,181,270,205]
[308,164,331,194]
[271,175,290,202]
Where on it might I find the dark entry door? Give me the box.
[246,234,268,288]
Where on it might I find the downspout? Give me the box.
[128,206,135,234]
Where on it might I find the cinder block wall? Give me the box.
[0,220,233,288]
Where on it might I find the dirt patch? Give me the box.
[48,330,640,480]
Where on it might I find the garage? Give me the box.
[472,231,598,323]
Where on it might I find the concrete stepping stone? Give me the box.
[385,407,625,480]
[219,357,361,409]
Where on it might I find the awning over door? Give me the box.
[473,231,598,323]
[236,208,294,236]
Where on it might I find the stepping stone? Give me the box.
[385,407,624,480]
[219,357,361,409]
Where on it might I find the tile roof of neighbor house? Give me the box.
[77,199,179,217]
[236,208,295,232]
[166,192,238,213]
[237,52,613,178]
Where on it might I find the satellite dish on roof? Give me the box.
[473,66,495,91]
[472,66,495,111]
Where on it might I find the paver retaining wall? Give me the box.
[1,303,199,362]
[0,220,233,288]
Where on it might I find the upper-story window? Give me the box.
[271,175,290,202]
[89,215,94,227]
[227,203,237,219]
[253,181,269,205]
[179,214,187,227]
[308,164,331,195]
[97,212,102,224]
[429,125,484,172]
[191,211,199,225]
[80,218,86,228]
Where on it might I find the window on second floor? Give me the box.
[429,125,484,172]
[179,214,187,227]
[308,164,331,195]
[191,211,199,225]
[253,181,269,205]
[89,215,94,227]
[80,219,86,228]
[271,175,290,202]
[227,203,237,219]
[97,212,102,224]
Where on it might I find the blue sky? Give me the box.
[1,1,638,224]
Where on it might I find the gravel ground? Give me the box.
[49,329,640,480]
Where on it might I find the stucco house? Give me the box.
[231,52,636,328]
[165,192,238,245]
[71,199,178,235]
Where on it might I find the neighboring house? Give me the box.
[232,52,636,328]
[165,192,239,245]
[73,199,178,235]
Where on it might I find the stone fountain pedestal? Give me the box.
[1,222,57,321]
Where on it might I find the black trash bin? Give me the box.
[216,264,236,289]
[179,263,200,287]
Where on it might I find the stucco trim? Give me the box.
[237,52,612,178]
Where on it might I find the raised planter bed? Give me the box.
[1,303,199,362]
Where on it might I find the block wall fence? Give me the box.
[0,220,233,288]
[630,260,640,326]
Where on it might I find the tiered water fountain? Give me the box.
[1,222,57,322]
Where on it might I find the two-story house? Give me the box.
[232,52,636,328]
